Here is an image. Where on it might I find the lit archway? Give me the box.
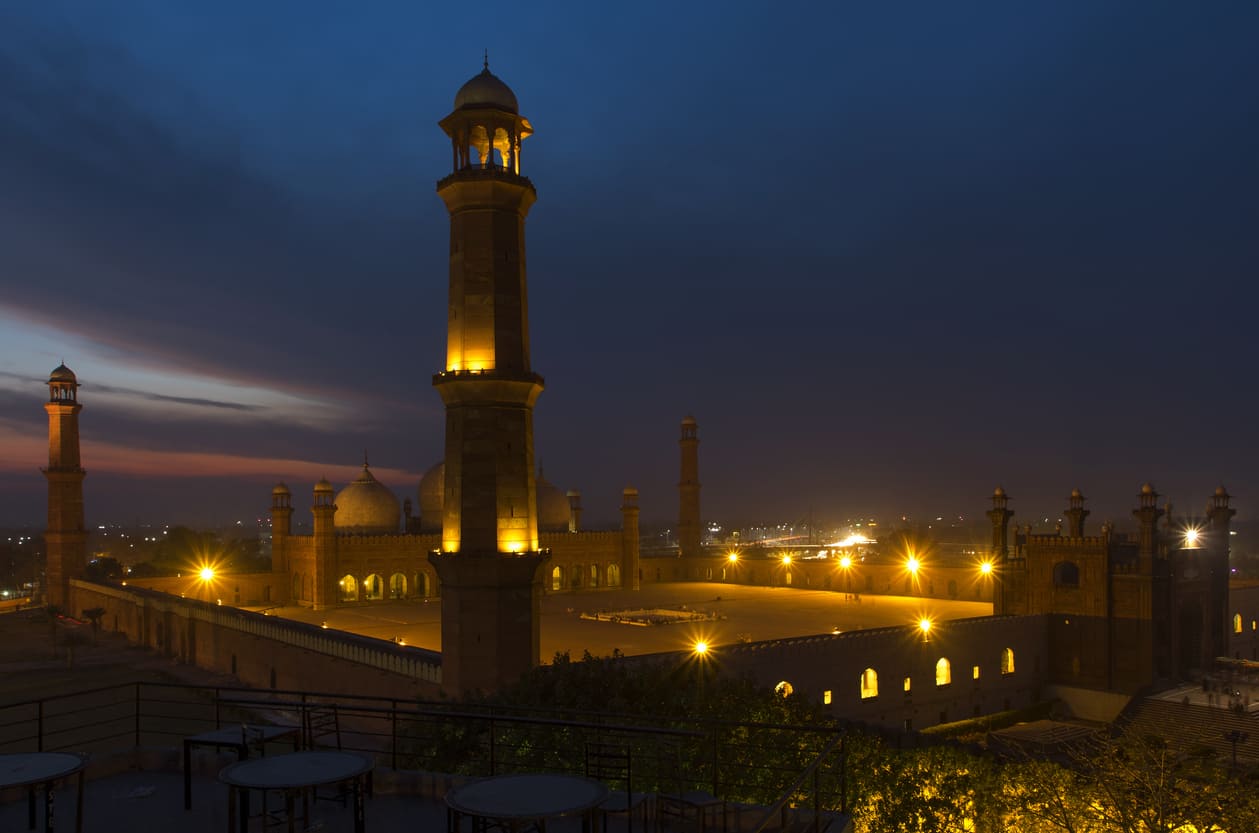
[551,566,564,591]
[935,657,952,686]
[389,573,407,600]
[339,575,358,603]
[1001,647,1015,675]
[607,563,621,587]
[589,564,600,588]
[860,668,878,699]
[363,574,383,601]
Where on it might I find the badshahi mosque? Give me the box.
[39,62,1259,726]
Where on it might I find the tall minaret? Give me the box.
[44,364,87,607]
[1064,488,1089,538]
[428,60,549,695]
[678,416,701,559]
[986,486,1013,614]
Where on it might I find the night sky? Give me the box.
[1,2,1257,530]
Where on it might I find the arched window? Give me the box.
[416,572,431,598]
[935,658,952,686]
[363,574,383,601]
[339,575,358,603]
[1053,561,1080,587]
[775,681,794,698]
[551,566,563,591]
[1001,647,1015,675]
[389,573,407,599]
[903,676,912,693]
[1234,613,1244,634]
[860,668,878,699]
[607,563,621,587]
[589,564,600,588]
[785,571,792,586]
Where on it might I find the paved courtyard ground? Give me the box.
[265,583,992,660]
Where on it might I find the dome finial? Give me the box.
[483,48,489,71]
[363,449,370,469]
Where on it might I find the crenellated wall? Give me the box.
[69,580,443,700]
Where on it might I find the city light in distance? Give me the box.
[781,555,792,566]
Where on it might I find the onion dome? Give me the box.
[993,486,1005,498]
[334,464,401,535]
[314,478,334,494]
[623,485,639,496]
[1070,488,1082,498]
[1215,485,1229,497]
[49,364,77,383]
[454,61,518,113]
[1141,483,1154,495]
[536,472,570,532]
[681,415,697,426]
[273,482,291,496]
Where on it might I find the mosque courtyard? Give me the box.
[264,582,993,661]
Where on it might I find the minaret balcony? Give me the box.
[437,165,535,192]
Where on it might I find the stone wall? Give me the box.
[70,580,443,701]
[628,614,1048,731]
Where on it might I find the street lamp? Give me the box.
[198,566,215,582]
[839,555,854,598]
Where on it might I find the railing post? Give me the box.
[812,763,820,833]
[391,700,398,770]
[37,701,44,752]
[134,683,141,748]
[214,687,221,729]
[489,716,497,776]
[712,729,720,796]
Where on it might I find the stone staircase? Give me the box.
[1118,698,1259,765]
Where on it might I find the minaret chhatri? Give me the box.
[428,59,549,695]
[44,364,87,607]
[678,416,701,559]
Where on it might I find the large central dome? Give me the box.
[334,464,400,535]
[453,63,519,113]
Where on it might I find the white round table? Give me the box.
[219,751,374,833]
[0,753,86,833]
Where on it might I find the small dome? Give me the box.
[49,364,77,383]
[681,415,697,426]
[273,482,290,495]
[623,485,639,496]
[1070,488,1082,499]
[335,464,400,535]
[454,64,518,113]
[314,478,334,493]
[1215,485,1229,497]
[1141,482,1155,495]
[536,473,571,531]
[993,486,1006,498]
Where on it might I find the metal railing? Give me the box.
[0,681,846,818]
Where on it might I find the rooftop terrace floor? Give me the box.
[265,582,992,658]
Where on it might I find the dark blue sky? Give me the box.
[1,2,1256,530]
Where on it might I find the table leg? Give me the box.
[285,792,295,833]
[75,770,84,833]
[354,776,365,833]
[184,740,193,810]
[44,781,54,833]
[228,786,238,833]
[240,787,250,833]
[27,785,35,830]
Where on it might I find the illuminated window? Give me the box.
[607,564,621,587]
[589,564,600,588]
[775,681,794,698]
[551,566,563,591]
[1234,613,1244,634]
[1252,620,1257,632]
[823,690,832,705]
[339,574,358,603]
[935,658,952,686]
[903,676,912,693]
[363,574,383,601]
[1001,648,1015,675]
[972,665,980,680]
[860,668,878,699]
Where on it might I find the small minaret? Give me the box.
[621,486,641,590]
[43,364,86,607]
[1134,483,1164,572]
[1206,486,1236,659]
[1064,488,1089,538]
[566,490,582,533]
[428,60,549,694]
[678,416,701,559]
[312,478,336,609]
[986,486,1013,614]
[271,482,293,581]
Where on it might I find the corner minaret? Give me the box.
[1064,488,1089,538]
[429,60,548,695]
[678,416,701,559]
[44,363,87,607]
